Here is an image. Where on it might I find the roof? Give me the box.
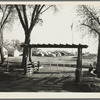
[3,46,8,50]
[3,45,16,51]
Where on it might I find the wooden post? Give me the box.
[37,61,40,71]
[77,47,82,69]
[75,47,82,83]
[7,61,9,71]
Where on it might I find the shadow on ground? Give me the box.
[34,71,75,74]
[1,68,100,92]
[62,80,92,92]
[0,71,84,92]
[82,71,96,77]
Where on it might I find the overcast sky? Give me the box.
[3,2,99,53]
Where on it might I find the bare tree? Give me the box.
[76,5,100,77]
[15,4,56,75]
[0,5,14,64]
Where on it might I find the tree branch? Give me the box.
[82,23,100,35]
[29,5,40,32]
[39,5,45,13]
[29,5,52,33]
[40,5,52,14]
[1,8,11,29]
[82,5,100,26]
[0,5,7,28]
[22,5,28,29]
[15,5,26,31]
[29,5,38,30]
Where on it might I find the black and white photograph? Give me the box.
[0,1,100,95]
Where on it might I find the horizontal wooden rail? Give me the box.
[21,43,88,48]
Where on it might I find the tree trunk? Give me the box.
[96,35,100,77]
[22,46,28,75]
[0,29,4,64]
[0,47,4,64]
[29,47,32,62]
[22,32,30,75]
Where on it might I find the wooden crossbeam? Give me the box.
[21,43,88,48]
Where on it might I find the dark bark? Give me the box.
[96,35,100,77]
[22,5,28,28]
[0,47,4,64]
[29,47,32,62]
[0,30,4,64]
[15,5,26,31]
[22,32,30,75]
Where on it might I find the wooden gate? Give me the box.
[21,43,88,82]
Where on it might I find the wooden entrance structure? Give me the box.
[21,43,88,82]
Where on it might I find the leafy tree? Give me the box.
[0,5,14,64]
[76,5,100,77]
[11,39,22,52]
[4,39,23,52]
[15,4,57,74]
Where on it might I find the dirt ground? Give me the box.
[0,66,91,92]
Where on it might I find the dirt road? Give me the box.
[0,66,88,92]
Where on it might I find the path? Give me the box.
[0,66,88,92]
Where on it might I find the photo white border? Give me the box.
[0,1,100,99]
